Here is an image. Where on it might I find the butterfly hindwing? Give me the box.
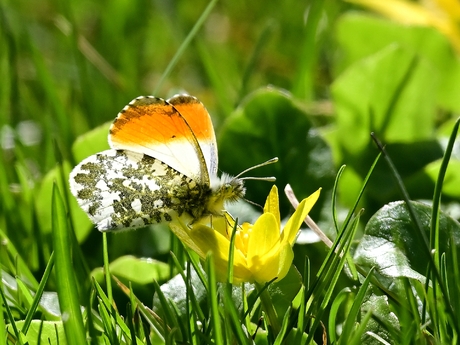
[69,149,210,231]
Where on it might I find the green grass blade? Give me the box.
[0,278,5,344]
[331,165,346,234]
[183,249,209,292]
[1,282,22,343]
[292,0,325,100]
[304,153,380,310]
[348,308,373,345]
[237,20,275,102]
[226,218,238,286]
[430,118,460,262]
[102,233,113,307]
[111,275,165,341]
[153,0,219,95]
[51,182,86,345]
[0,228,38,290]
[170,252,205,323]
[152,279,182,340]
[185,262,199,345]
[273,306,291,345]
[20,252,55,334]
[223,285,250,345]
[205,252,224,345]
[92,278,133,341]
[306,211,362,344]
[328,288,350,344]
[125,302,138,345]
[97,297,119,345]
[339,268,374,343]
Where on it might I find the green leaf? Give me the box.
[7,320,67,345]
[218,87,334,216]
[335,13,453,75]
[267,265,302,323]
[359,285,400,345]
[332,44,436,157]
[354,201,460,285]
[91,255,170,286]
[71,121,111,164]
[423,159,460,198]
[335,12,460,112]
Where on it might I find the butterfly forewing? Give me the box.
[69,149,210,231]
[109,96,210,185]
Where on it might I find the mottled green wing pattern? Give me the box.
[69,149,210,231]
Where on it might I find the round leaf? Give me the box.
[218,87,334,216]
[355,201,460,284]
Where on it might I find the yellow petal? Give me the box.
[275,243,294,282]
[347,0,437,25]
[169,220,207,258]
[251,242,294,283]
[188,224,253,282]
[251,251,280,283]
[247,213,280,263]
[436,0,460,20]
[263,185,281,227]
[347,0,460,52]
[282,188,321,245]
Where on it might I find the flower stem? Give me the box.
[256,282,281,335]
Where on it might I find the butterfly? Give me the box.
[69,94,277,231]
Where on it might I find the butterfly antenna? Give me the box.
[234,157,278,181]
[242,197,264,211]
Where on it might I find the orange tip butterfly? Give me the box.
[69,94,277,231]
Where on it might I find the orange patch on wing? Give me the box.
[110,97,199,149]
[168,95,216,144]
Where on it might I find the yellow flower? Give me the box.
[169,185,321,284]
[346,0,460,52]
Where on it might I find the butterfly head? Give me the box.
[216,173,247,202]
[205,157,278,217]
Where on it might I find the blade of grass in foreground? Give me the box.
[51,182,86,345]
[205,252,223,345]
[92,278,134,341]
[292,0,325,100]
[0,275,5,342]
[153,0,218,95]
[339,267,374,343]
[430,118,460,263]
[112,276,165,342]
[20,252,55,334]
[1,283,23,343]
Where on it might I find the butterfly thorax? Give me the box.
[201,173,246,217]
